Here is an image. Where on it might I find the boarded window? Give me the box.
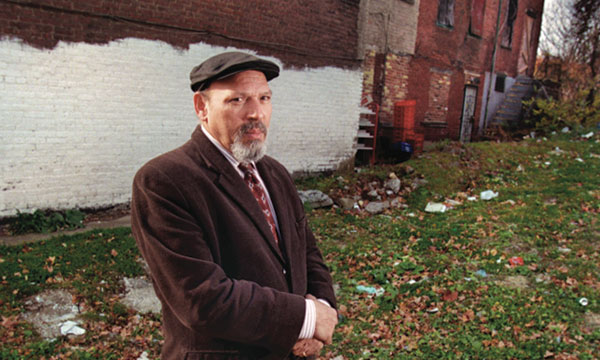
[437,0,455,28]
[469,0,485,36]
[501,0,518,47]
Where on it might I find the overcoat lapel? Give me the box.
[191,128,285,263]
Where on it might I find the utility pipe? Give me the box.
[482,0,504,134]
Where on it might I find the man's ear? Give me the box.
[193,92,208,122]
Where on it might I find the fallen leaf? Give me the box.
[442,291,458,302]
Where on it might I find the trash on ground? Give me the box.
[557,247,571,254]
[561,127,570,133]
[425,202,447,213]
[475,269,488,278]
[508,256,524,267]
[427,307,439,313]
[467,196,477,201]
[137,351,150,360]
[356,285,385,297]
[59,320,85,336]
[480,190,498,201]
[445,199,462,207]
[575,157,584,163]
[549,147,565,155]
[579,297,588,306]
[582,131,594,139]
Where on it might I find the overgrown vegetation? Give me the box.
[8,209,85,235]
[1,130,599,359]
[524,90,600,133]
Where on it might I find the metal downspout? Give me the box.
[482,0,504,134]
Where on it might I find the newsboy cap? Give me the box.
[190,51,280,92]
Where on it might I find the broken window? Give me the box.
[437,0,455,28]
[501,0,518,48]
[469,0,485,37]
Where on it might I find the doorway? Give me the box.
[460,85,478,142]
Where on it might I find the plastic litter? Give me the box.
[575,158,584,163]
[557,247,571,254]
[579,297,588,306]
[561,126,570,133]
[467,196,478,201]
[59,320,85,336]
[582,131,594,139]
[356,285,385,297]
[475,269,488,278]
[427,307,439,313]
[407,279,417,285]
[425,202,447,213]
[137,351,150,360]
[508,256,524,267]
[480,190,498,201]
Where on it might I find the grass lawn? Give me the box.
[1,131,599,359]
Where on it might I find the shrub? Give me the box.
[524,89,600,133]
[8,209,85,235]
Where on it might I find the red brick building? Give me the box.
[359,0,544,150]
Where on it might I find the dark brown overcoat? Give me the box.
[131,127,336,360]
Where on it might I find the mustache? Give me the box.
[239,122,267,135]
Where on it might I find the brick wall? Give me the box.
[380,53,411,125]
[0,0,360,68]
[424,68,452,124]
[0,1,363,216]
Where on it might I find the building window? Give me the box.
[469,0,485,37]
[495,74,507,92]
[437,0,455,28]
[501,0,518,48]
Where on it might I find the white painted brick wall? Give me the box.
[0,38,362,216]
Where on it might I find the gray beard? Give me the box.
[231,123,268,164]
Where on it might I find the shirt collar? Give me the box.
[201,125,255,171]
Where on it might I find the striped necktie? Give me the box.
[238,163,279,244]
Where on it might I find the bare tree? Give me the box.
[538,0,600,102]
[571,0,600,103]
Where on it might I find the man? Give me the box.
[131,51,338,360]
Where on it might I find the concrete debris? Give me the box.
[365,201,390,214]
[297,190,334,209]
[424,202,447,213]
[336,197,356,210]
[384,178,401,194]
[121,277,162,314]
[22,289,79,339]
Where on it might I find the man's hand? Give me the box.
[292,338,323,358]
[307,294,337,345]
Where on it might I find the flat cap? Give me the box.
[190,51,280,92]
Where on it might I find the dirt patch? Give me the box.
[583,312,600,331]
[496,275,530,290]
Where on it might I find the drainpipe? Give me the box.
[482,0,504,134]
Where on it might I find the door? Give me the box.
[460,85,477,142]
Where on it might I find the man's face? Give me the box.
[195,70,272,162]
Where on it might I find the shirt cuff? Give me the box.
[298,299,316,339]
